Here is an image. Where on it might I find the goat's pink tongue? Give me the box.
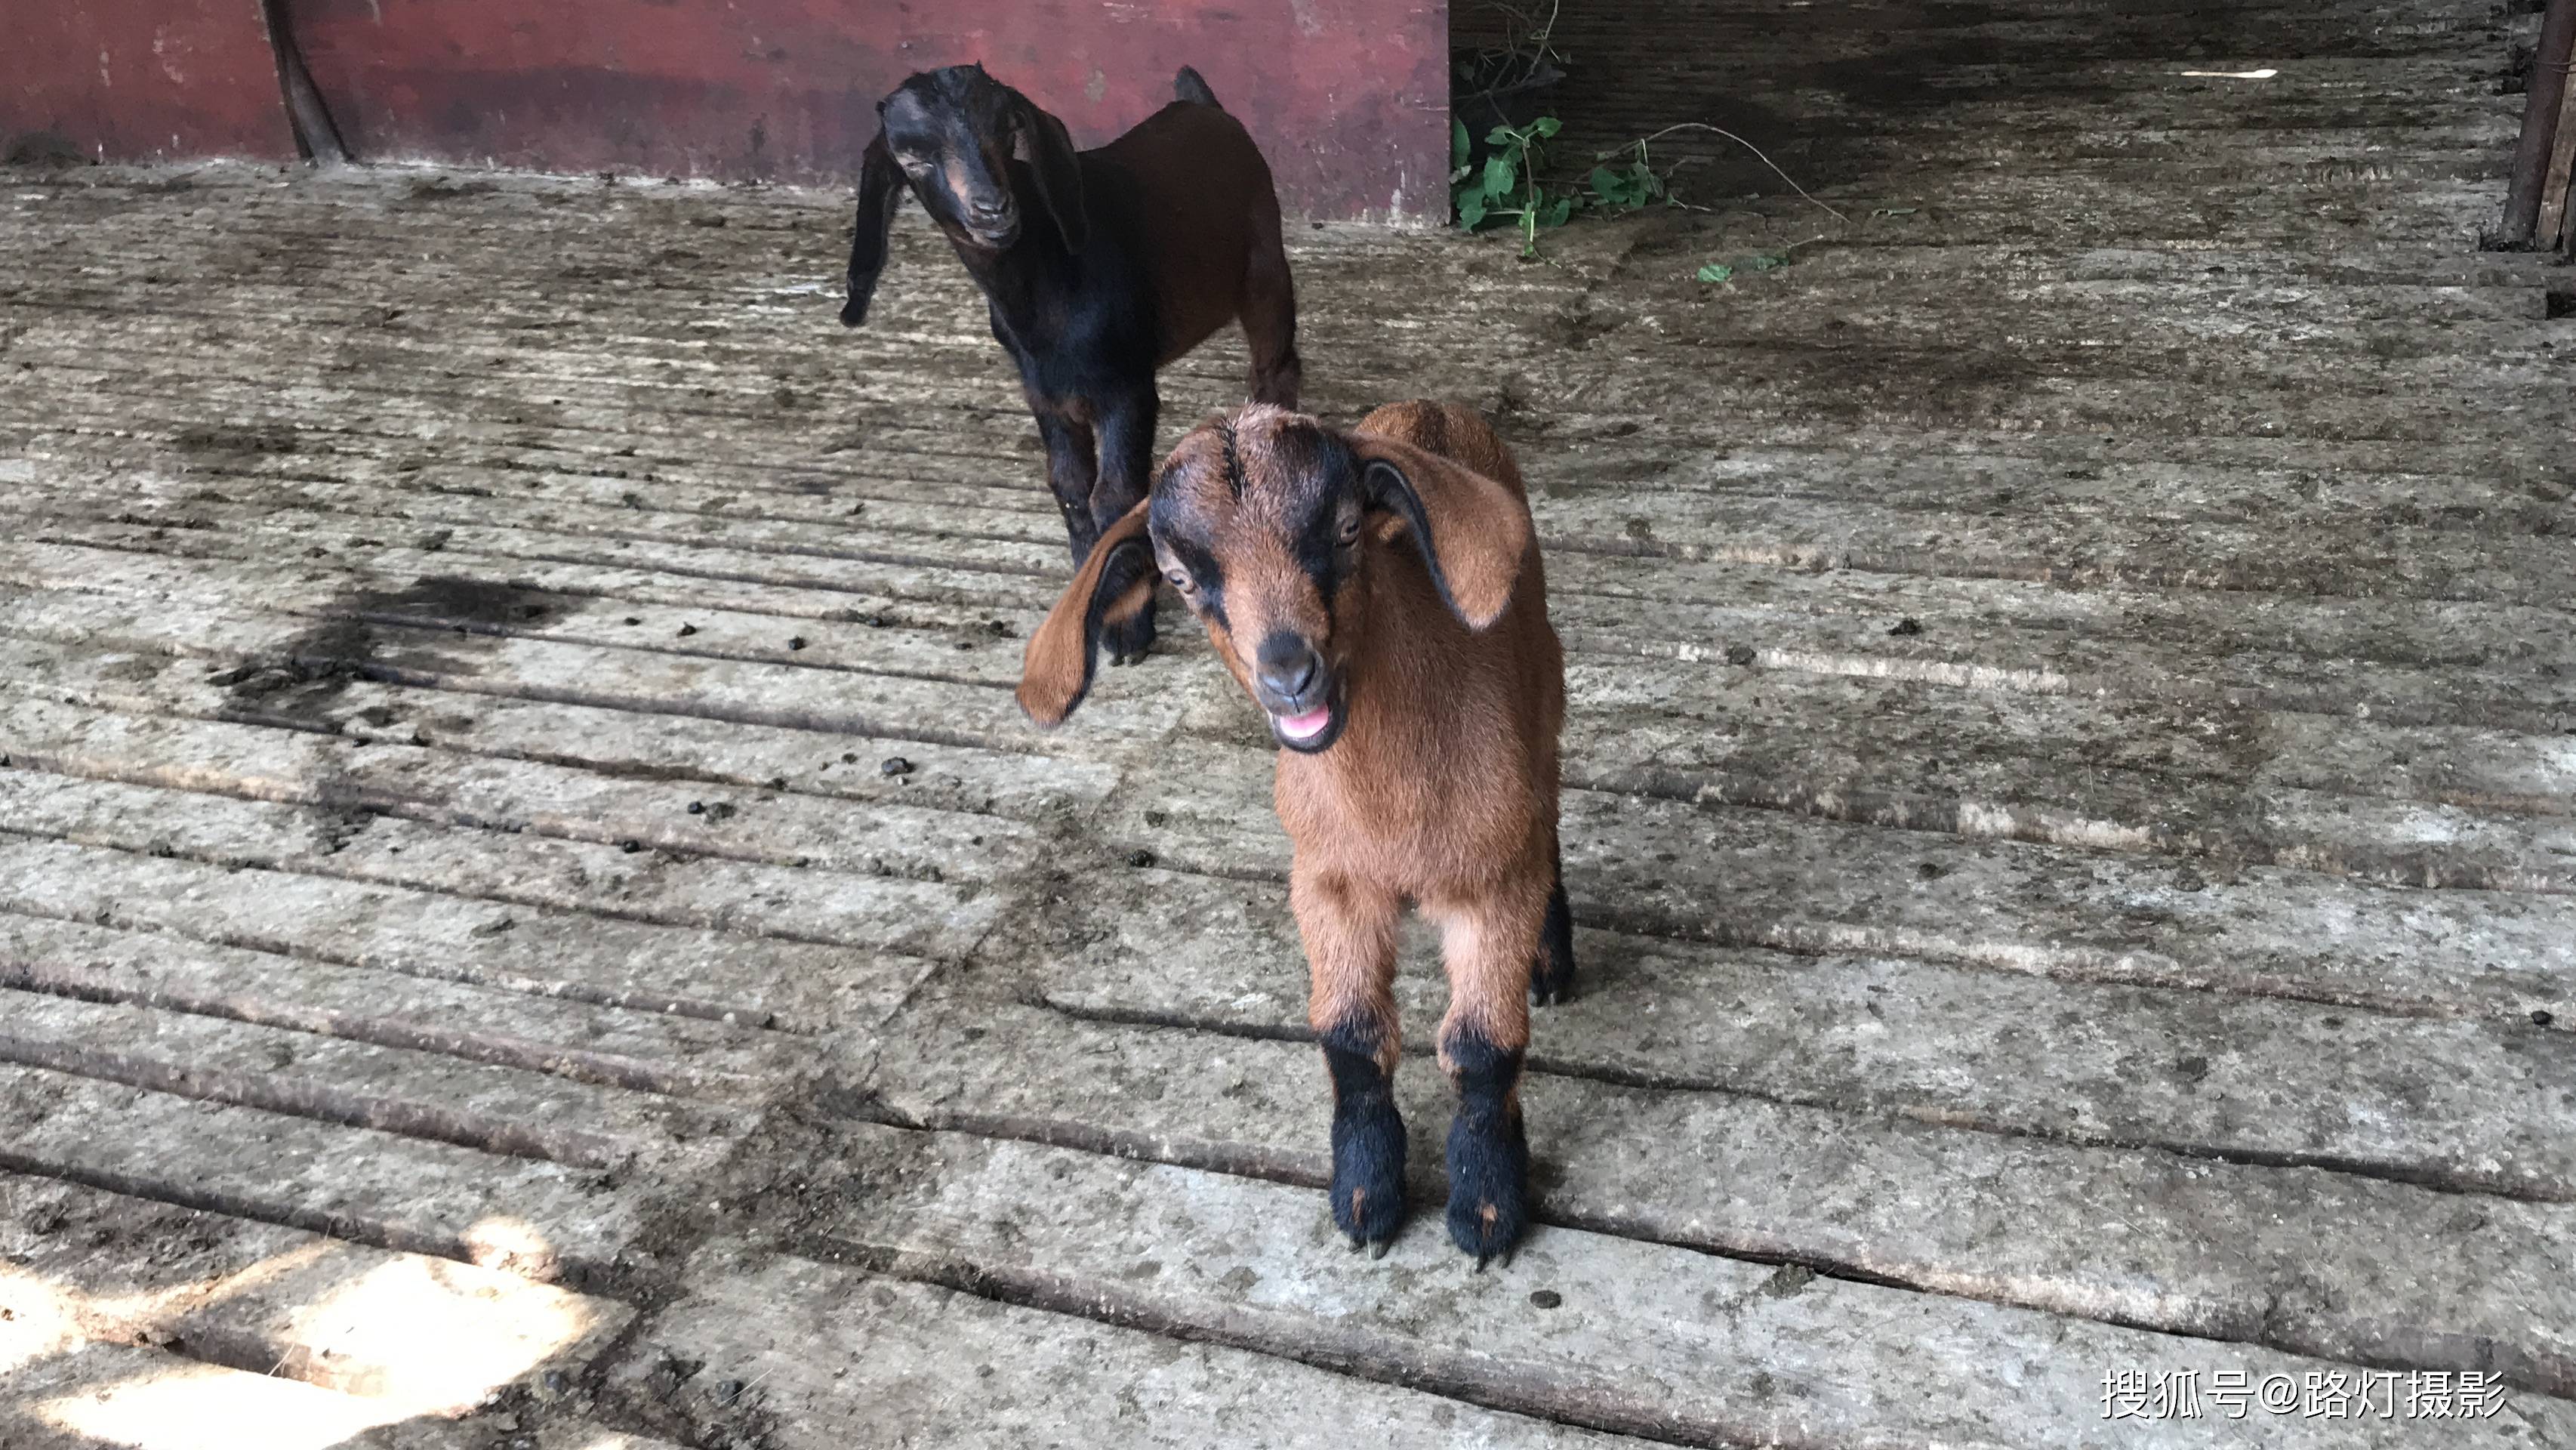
[1274,705,1332,741]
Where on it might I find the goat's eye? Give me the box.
[1164,569,1194,591]
[1338,514,1363,545]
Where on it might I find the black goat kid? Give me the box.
[843,63,1301,661]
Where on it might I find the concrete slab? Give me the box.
[2,0,2569,1440]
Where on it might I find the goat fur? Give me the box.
[843,64,1300,659]
[1018,400,1573,1263]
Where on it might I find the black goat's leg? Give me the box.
[1092,386,1161,662]
[1241,202,1302,409]
[1033,406,1102,563]
[1091,383,1160,526]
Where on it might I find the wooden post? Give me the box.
[2543,51,2576,251]
[2501,0,2575,248]
[259,0,350,163]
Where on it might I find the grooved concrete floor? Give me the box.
[3,1,2574,1445]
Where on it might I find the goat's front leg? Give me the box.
[1427,876,1547,1266]
[1291,861,1406,1253]
[1090,385,1161,662]
[1031,406,1102,564]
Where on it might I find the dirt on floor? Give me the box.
[3,0,2574,1445]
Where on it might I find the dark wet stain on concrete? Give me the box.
[210,575,567,725]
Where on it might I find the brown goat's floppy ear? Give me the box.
[1014,100,1089,255]
[1348,434,1532,631]
[842,132,904,328]
[1018,501,1152,727]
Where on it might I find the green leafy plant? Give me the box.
[1696,239,1820,284]
[1452,116,1571,258]
[1583,140,1665,214]
[1453,115,1845,265]
[1453,120,1681,258]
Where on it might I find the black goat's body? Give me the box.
[959,162,1162,565]
[844,66,1300,658]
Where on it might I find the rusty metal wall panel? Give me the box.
[4,1,296,162]
[285,0,1448,221]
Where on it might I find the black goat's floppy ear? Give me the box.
[1013,99,1089,255]
[1018,501,1152,726]
[1348,433,1531,631]
[842,131,903,328]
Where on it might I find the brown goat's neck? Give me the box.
[1320,551,1507,777]
[1268,542,1555,899]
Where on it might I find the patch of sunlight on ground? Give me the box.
[0,1263,79,1374]
[282,1248,599,1412]
[14,1215,598,1445]
[464,1214,562,1279]
[40,1354,396,1450]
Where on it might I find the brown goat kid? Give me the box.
[1018,400,1574,1265]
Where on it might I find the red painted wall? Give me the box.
[2,2,1444,220]
[287,0,1448,220]
[3,0,296,163]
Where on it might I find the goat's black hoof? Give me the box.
[1331,1190,1404,1255]
[1328,1100,1407,1251]
[1100,603,1156,667]
[1530,884,1576,1006]
[1530,956,1576,1007]
[1444,1107,1530,1264]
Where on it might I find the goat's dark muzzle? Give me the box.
[960,199,1019,250]
[1255,631,1344,753]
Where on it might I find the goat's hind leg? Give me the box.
[1240,200,1302,409]
[1429,877,1545,1266]
[1293,863,1407,1252]
[1531,833,1576,1006]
